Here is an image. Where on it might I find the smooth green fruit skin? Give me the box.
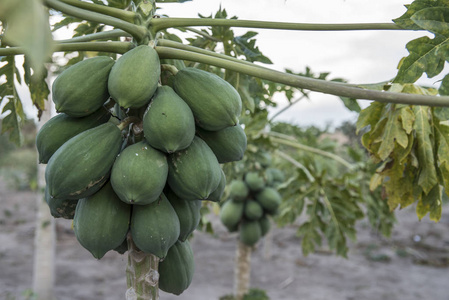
[73,182,131,259]
[52,56,115,117]
[229,180,249,202]
[220,199,244,230]
[206,168,226,202]
[111,141,168,205]
[167,136,221,200]
[196,124,247,163]
[166,188,201,242]
[45,122,122,200]
[259,215,271,237]
[131,193,180,259]
[173,67,242,131]
[143,86,196,153]
[244,172,265,192]
[159,240,195,296]
[36,108,111,163]
[45,186,78,219]
[267,167,285,183]
[244,200,263,221]
[255,187,282,213]
[108,45,160,109]
[239,220,262,247]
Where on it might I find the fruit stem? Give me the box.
[57,29,132,43]
[44,0,148,43]
[151,17,405,33]
[155,46,449,107]
[57,0,137,23]
[160,64,179,76]
[126,234,160,300]
[118,116,141,131]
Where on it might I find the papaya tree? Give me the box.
[1,0,449,300]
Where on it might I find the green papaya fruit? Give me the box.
[167,136,221,200]
[52,56,115,117]
[267,167,285,183]
[259,215,271,237]
[113,237,128,255]
[220,199,244,230]
[110,141,168,205]
[36,108,111,163]
[239,219,262,247]
[108,45,160,109]
[166,188,201,242]
[244,200,263,221]
[255,187,281,214]
[244,172,265,192]
[206,168,226,202]
[159,240,195,296]
[44,186,78,219]
[45,122,122,200]
[143,86,195,153]
[264,171,274,187]
[196,124,247,163]
[131,193,180,259]
[73,182,131,259]
[259,152,272,168]
[173,67,242,131]
[229,180,249,202]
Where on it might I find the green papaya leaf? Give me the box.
[1,98,25,146]
[410,7,449,36]
[393,0,447,30]
[234,31,273,64]
[439,73,449,95]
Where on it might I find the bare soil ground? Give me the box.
[1,177,448,300]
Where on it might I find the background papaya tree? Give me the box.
[1,0,449,299]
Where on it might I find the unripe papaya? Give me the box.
[73,182,131,259]
[255,187,282,214]
[36,108,111,163]
[267,167,285,183]
[108,45,160,109]
[45,122,122,200]
[220,199,244,230]
[173,67,242,131]
[110,141,168,205]
[44,186,78,219]
[244,172,265,192]
[131,193,180,259]
[52,56,115,117]
[143,86,195,153]
[229,180,249,202]
[166,188,201,242]
[196,124,247,163]
[244,200,263,221]
[206,168,226,202]
[239,219,262,247]
[167,136,221,200]
[159,240,195,296]
[259,215,271,237]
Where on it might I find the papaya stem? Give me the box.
[57,29,132,43]
[160,64,179,76]
[126,234,159,300]
[269,94,307,122]
[57,0,137,23]
[234,241,252,300]
[151,17,406,33]
[118,116,141,131]
[155,46,449,107]
[43,0,148,43]
[275,150,315,182]
[0,41,134,56]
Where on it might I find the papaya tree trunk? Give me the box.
[126,234,160,300]
[33,101,56,300]
[234,241,252,300]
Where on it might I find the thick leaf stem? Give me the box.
[58,29,132,43]
[43,0,147,42]
[0,42,134,56]
[57,0,137,23]
[269,95,308,122]
[155,46,449,107]
[275,150,315,182]
[151,18,404,33]
[269,132,355,169]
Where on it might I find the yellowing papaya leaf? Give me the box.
[416,185,442,221]
[411,7,449,36]
[432,107,449,194]
[393,0,446,30]
[356,101,385,134]
[413,106,438,195]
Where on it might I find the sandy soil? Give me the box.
[1,178,448,300]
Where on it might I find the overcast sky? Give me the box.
[158,0,434,129]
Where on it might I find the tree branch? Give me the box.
[57,29,132,43]
[58,0,137,23]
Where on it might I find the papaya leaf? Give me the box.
[0,0,54,76]
[416,185,442,221]
[413,106,438,195]
[393,0,448,30]
[356,101,385,134]
[339,97,361,113]
[233,31,273,64]
[410,7,449,36]
[1,97,25,146]
[438,73,449,95]
[432,107,449,196]
[23,57,50,119]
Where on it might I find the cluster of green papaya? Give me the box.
[36,44,247,295]
[220,167,284,247]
